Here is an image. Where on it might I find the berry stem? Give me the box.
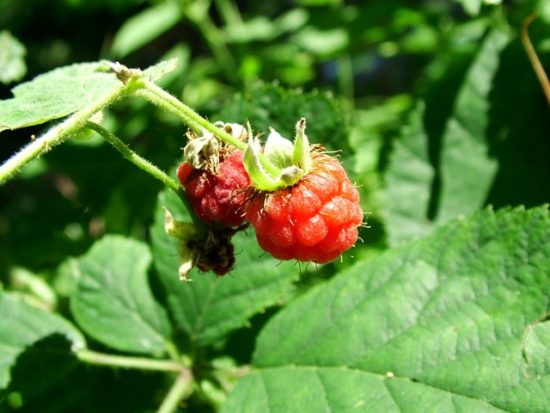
[135,79,247,151]
[157,370,194,413]
[0,83,127,185]
[76,349,184,373]
[86,121,180,193]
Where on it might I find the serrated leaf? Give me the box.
[150,189,299,346]
[0,59,177,133]
[224,206,550,413]
[383,102,435,246]
[215,83,349,153]
[111,2,182,58]
[436,28,510,223]
[0,31,26,84]
[70,235,172,356]
[0,62,120,132]
[0,292,85,390]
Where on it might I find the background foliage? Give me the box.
[1,0,550,412]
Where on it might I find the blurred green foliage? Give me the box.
[1,0,550,412]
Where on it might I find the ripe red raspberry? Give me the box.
[245,154,362,263]
[177,151,250,228]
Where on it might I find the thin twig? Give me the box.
[157,370,194,413]
[77,349,183,373]
[85,121,181,193]
[521,13,550,106]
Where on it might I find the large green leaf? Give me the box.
[150,189,300,346]
[0,59,177,132]
[436,28,509,223]
[383,28,509,245]
[0,292,85,390]
[70,235,172,356]
[0,62,120,132]
[382,102,434,245]
[224,206,550,413]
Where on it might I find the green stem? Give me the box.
[182,1,237,82]
[522,14,550,106]
[214,0,243,26]
[136,80,247,151]
[77,349,183,373]
[0,85,127,185]
[85,121,180,193]
[157,370,194,413]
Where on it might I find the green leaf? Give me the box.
[291,27,349,57]
[150,189,300,346]
[111,2,182,58]
[457,0,483,15]
[0,292,85,390]
[0,31,26,84]
[224,206,550,412]
[70,235,172,356]
[523,321,550,379]
[540,0,550,23]
[382,102,435,246]
[0,62,120,132]
[216,83,349,153]
[0,59,177,133]
[436,28,510,223]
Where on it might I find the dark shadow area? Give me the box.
[486,33,550,208]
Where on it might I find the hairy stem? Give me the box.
[157,370,194,413]
[522,14,550,106]
[136,79,247,151]
[86,121,180,193]
[0,86,126,185]
[77,349,183,373]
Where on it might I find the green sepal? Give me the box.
[244,136,284,191]
[264,128,294,169]
[244,119,314,192]
[293,118,312,173]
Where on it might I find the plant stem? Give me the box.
[522,14,550,106]
[85,121,180,193]
[181,0,237,82]
[157,370,194,413]
[136,79,247,151]
[214,0,243,27]
[77,349,183,373]
[0,86,126,185]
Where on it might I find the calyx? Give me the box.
[243,118,312,191]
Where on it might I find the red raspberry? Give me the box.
[177,151,251,227]
[245,154,362,263]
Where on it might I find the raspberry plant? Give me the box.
[1,1,550,413]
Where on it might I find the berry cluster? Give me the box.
[171,120,364,276]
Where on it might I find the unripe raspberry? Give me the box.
[246,154,362,263]
[177,150,250,228]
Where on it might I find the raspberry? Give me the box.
[177,150,251,228]
[245,154,362,263]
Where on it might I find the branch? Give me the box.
[86,121,181,193]
[522,14,550,106]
